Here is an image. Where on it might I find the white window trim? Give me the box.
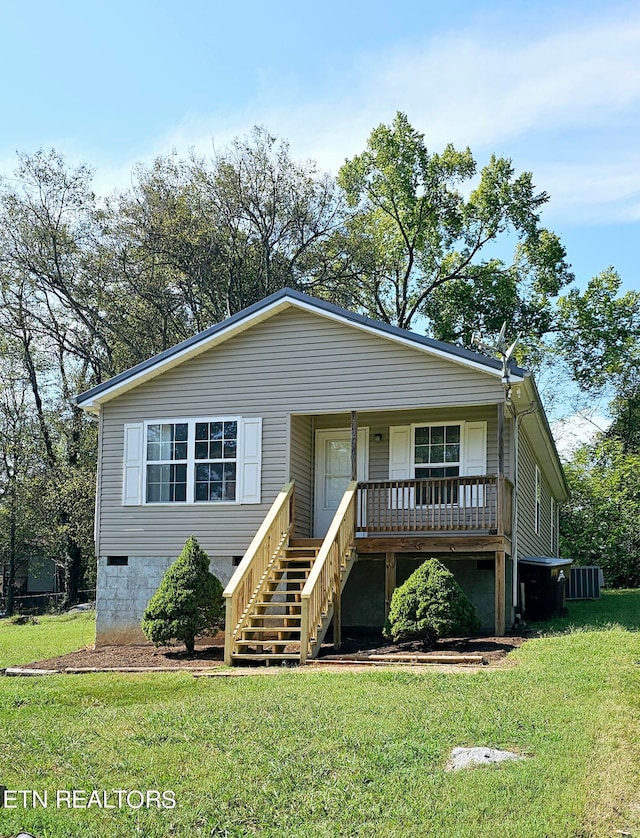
[410,421,463,478]
[142,417,242,506]
[550,496,556,555]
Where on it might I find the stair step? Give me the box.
[240,628,301,638]
[235,639,302,648]
[249,615,302,623]
[288,538,323,548]
[231,653,301,661]
[256,593,302,601]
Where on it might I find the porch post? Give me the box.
[350,410,358,481]
[385,552,396,618]
[495,550,506,635]
[497,402,505,477]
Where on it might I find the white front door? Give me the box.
[314,428,369,537]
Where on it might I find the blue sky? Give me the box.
[1,0,638,295]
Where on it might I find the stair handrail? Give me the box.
[299,480,357,663]
[223,480,295,664]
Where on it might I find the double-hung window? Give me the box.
[123,416,261,506]
[413,424,461,504]
[194,420,237,502]
[146,422,188,502]
[535,465,542,534]
[143,418,239,504]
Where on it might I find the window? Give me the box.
[146,423,188,502]
[535,465,541,534]
[144,418,238,504]
[414,424,461,504]
[123,417,261,506]
[194,420,237,502]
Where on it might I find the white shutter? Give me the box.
[389,424,413,509]
[239,417,262,504]
[462,421,487,507]
[463,422,487,475]
[389,425,411,479]
[122,422,144,505]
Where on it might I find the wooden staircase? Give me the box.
[223,480,359,665]
[231,539,321,662]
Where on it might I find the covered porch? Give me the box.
[289,405,513,636]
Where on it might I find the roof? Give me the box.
[75,287,527,411]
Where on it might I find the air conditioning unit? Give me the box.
[567,566,604,600]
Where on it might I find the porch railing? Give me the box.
[300,480,357,663]
[223,480,295,664]
[355,475,512,535]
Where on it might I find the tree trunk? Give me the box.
[60,535,82,609]
[5,476,17,617]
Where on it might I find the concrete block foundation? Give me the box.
[96,555,234,645]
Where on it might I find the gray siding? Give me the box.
[289,414,313,538]
[517,428,555,558]
[313,406,511,481]
[98,306,508,557]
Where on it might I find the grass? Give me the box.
[0,595,638,837]
[0,611,96,669]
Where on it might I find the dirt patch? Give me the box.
[11,630,527,673]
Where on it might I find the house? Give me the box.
[75,288,568,662]
[1,555,59,607]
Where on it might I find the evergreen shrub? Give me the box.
[384,558,480,646]
[141,536,224,653]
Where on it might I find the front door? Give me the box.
[314,428,369,537]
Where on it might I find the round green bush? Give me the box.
[383,558,480,646]
[141,536,224,653]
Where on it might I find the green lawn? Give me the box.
[0,595,638,837]
[0,611,96,669]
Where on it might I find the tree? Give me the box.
[561,437,640,588]
[108,128,344,368]
[383,558,480,646]
[336,112,573,349]
[0,151,103,606]
[556,270,640,587]
[556,268,640,395]
[141,536,224,653]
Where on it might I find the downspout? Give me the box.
[506,396,538,625]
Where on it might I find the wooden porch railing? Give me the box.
[300,480,357,663]
[356,475,513,535]
[223,481,295,664]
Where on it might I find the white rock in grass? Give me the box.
[446,746,526,771]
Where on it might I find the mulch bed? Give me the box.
[317,632,527,665]
[9,631,527,673]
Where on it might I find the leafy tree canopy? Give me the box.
[336,112,573,350]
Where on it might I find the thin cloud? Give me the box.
[7,6,640,225]
[145,10,640,223]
